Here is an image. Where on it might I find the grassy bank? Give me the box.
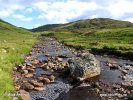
[0,20,36,100]
[41,27,133,60]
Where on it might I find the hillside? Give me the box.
[0,19,36,100]
[31,24,62,32]
[32,18,133,34]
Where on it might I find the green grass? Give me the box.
[41,28,133,60]
[0,20,36,100]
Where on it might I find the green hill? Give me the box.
[32,18,133,34]
[0,19,36,100]
[31,24,62,32]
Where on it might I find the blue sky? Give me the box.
[0,0,133,29]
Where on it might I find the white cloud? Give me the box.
[0,9,13,17]
[33,24,41,28]
[107,0,133,18]
[0,4,24,17]
[33,1,100,23]
[124,18,133,23]
[90,14,99,19]
[12,14,33,21]
[26,8,33,13]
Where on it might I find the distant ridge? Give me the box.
[31,18,133,34]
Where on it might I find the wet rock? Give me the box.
[34,87,45,91]
[107,63,119,69]
[68,53,100,81]
[94,88,100,94]
[122,76,127,80]
[121,70,128,74]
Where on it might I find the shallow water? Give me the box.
[27,37,133,100]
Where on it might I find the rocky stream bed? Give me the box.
[13,36,133,100]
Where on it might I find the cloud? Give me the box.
[33,0,100,23]
[26,8,33,13]
[12,14,33,21]
[0,3,24,17]
[107,0,133,18]
[124,18,133,23]
[0,9,13,17]
[33,24,41,28]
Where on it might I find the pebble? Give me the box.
[34,87,45,91]
[25,73,33,78]
[121,70,128,74]
[43,78,51,84]
[23,83,34,90]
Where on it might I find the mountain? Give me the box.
[31,18,133,34]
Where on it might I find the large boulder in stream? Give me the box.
[68,53,100,81]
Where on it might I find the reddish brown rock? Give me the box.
[34,87,45,91]
[43,78,51,84]
[25,73,33,78]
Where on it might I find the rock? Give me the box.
[32,60,39,64]
[49,75,55,82]
[121,70,128,74]
[47,62,54,68]
[23,82,34,90]
[34,87,45,91]
[30,80,44,87]
[122,76,127,80]
[13,67,17,71]
[37,76,44,81]
[68,53,100,81]
[19,90,31,100]
[21,65,26,70]
[43,78,51,84]
[94,88,100,94]
[107,63,119,69]
[27,67,34,72]
[57,57,63,62]
[15,85,20,91]
[25,73,33,78]
[23,70,28,74]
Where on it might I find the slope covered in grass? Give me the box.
[41,27,133,60]
[32,18,133,34]
[0,19,36,100]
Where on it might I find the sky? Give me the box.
[0,0,133,29]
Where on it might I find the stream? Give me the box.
[13,36,133,100]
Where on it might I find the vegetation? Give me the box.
[0,19,36,100]
[32,18,133,34]
[41,27,133,60]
